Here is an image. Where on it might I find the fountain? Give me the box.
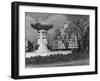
[31,23,53,53]
[25,23,72,57]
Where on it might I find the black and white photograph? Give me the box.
[25,12,89,68]
[11,1,97,79]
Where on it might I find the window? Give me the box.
[68,33,78,48]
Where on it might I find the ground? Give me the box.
[25,52,89,68]
[26,58,89,68]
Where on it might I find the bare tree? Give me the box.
[67,15,89,52]
[54,28,71,49]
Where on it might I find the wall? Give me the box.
[0,0,99,81]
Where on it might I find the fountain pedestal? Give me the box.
[31,23,53,54]
[36,30,50,53]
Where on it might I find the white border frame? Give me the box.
[19,5,95,76]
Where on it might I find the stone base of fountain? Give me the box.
[35,43,50,53]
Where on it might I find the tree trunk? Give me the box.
[76,34,84,52]
[63,40,69,49]
[61,36,69,49]
[80,37,84,52]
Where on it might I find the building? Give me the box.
[59,24,78,49]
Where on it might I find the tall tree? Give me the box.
[67,15,89,52]
[54,28,72,49]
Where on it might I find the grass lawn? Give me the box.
[25,52,89,68]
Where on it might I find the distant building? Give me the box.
[68,33,78,49]
[57,35,65,49]
[59,24,78,49]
